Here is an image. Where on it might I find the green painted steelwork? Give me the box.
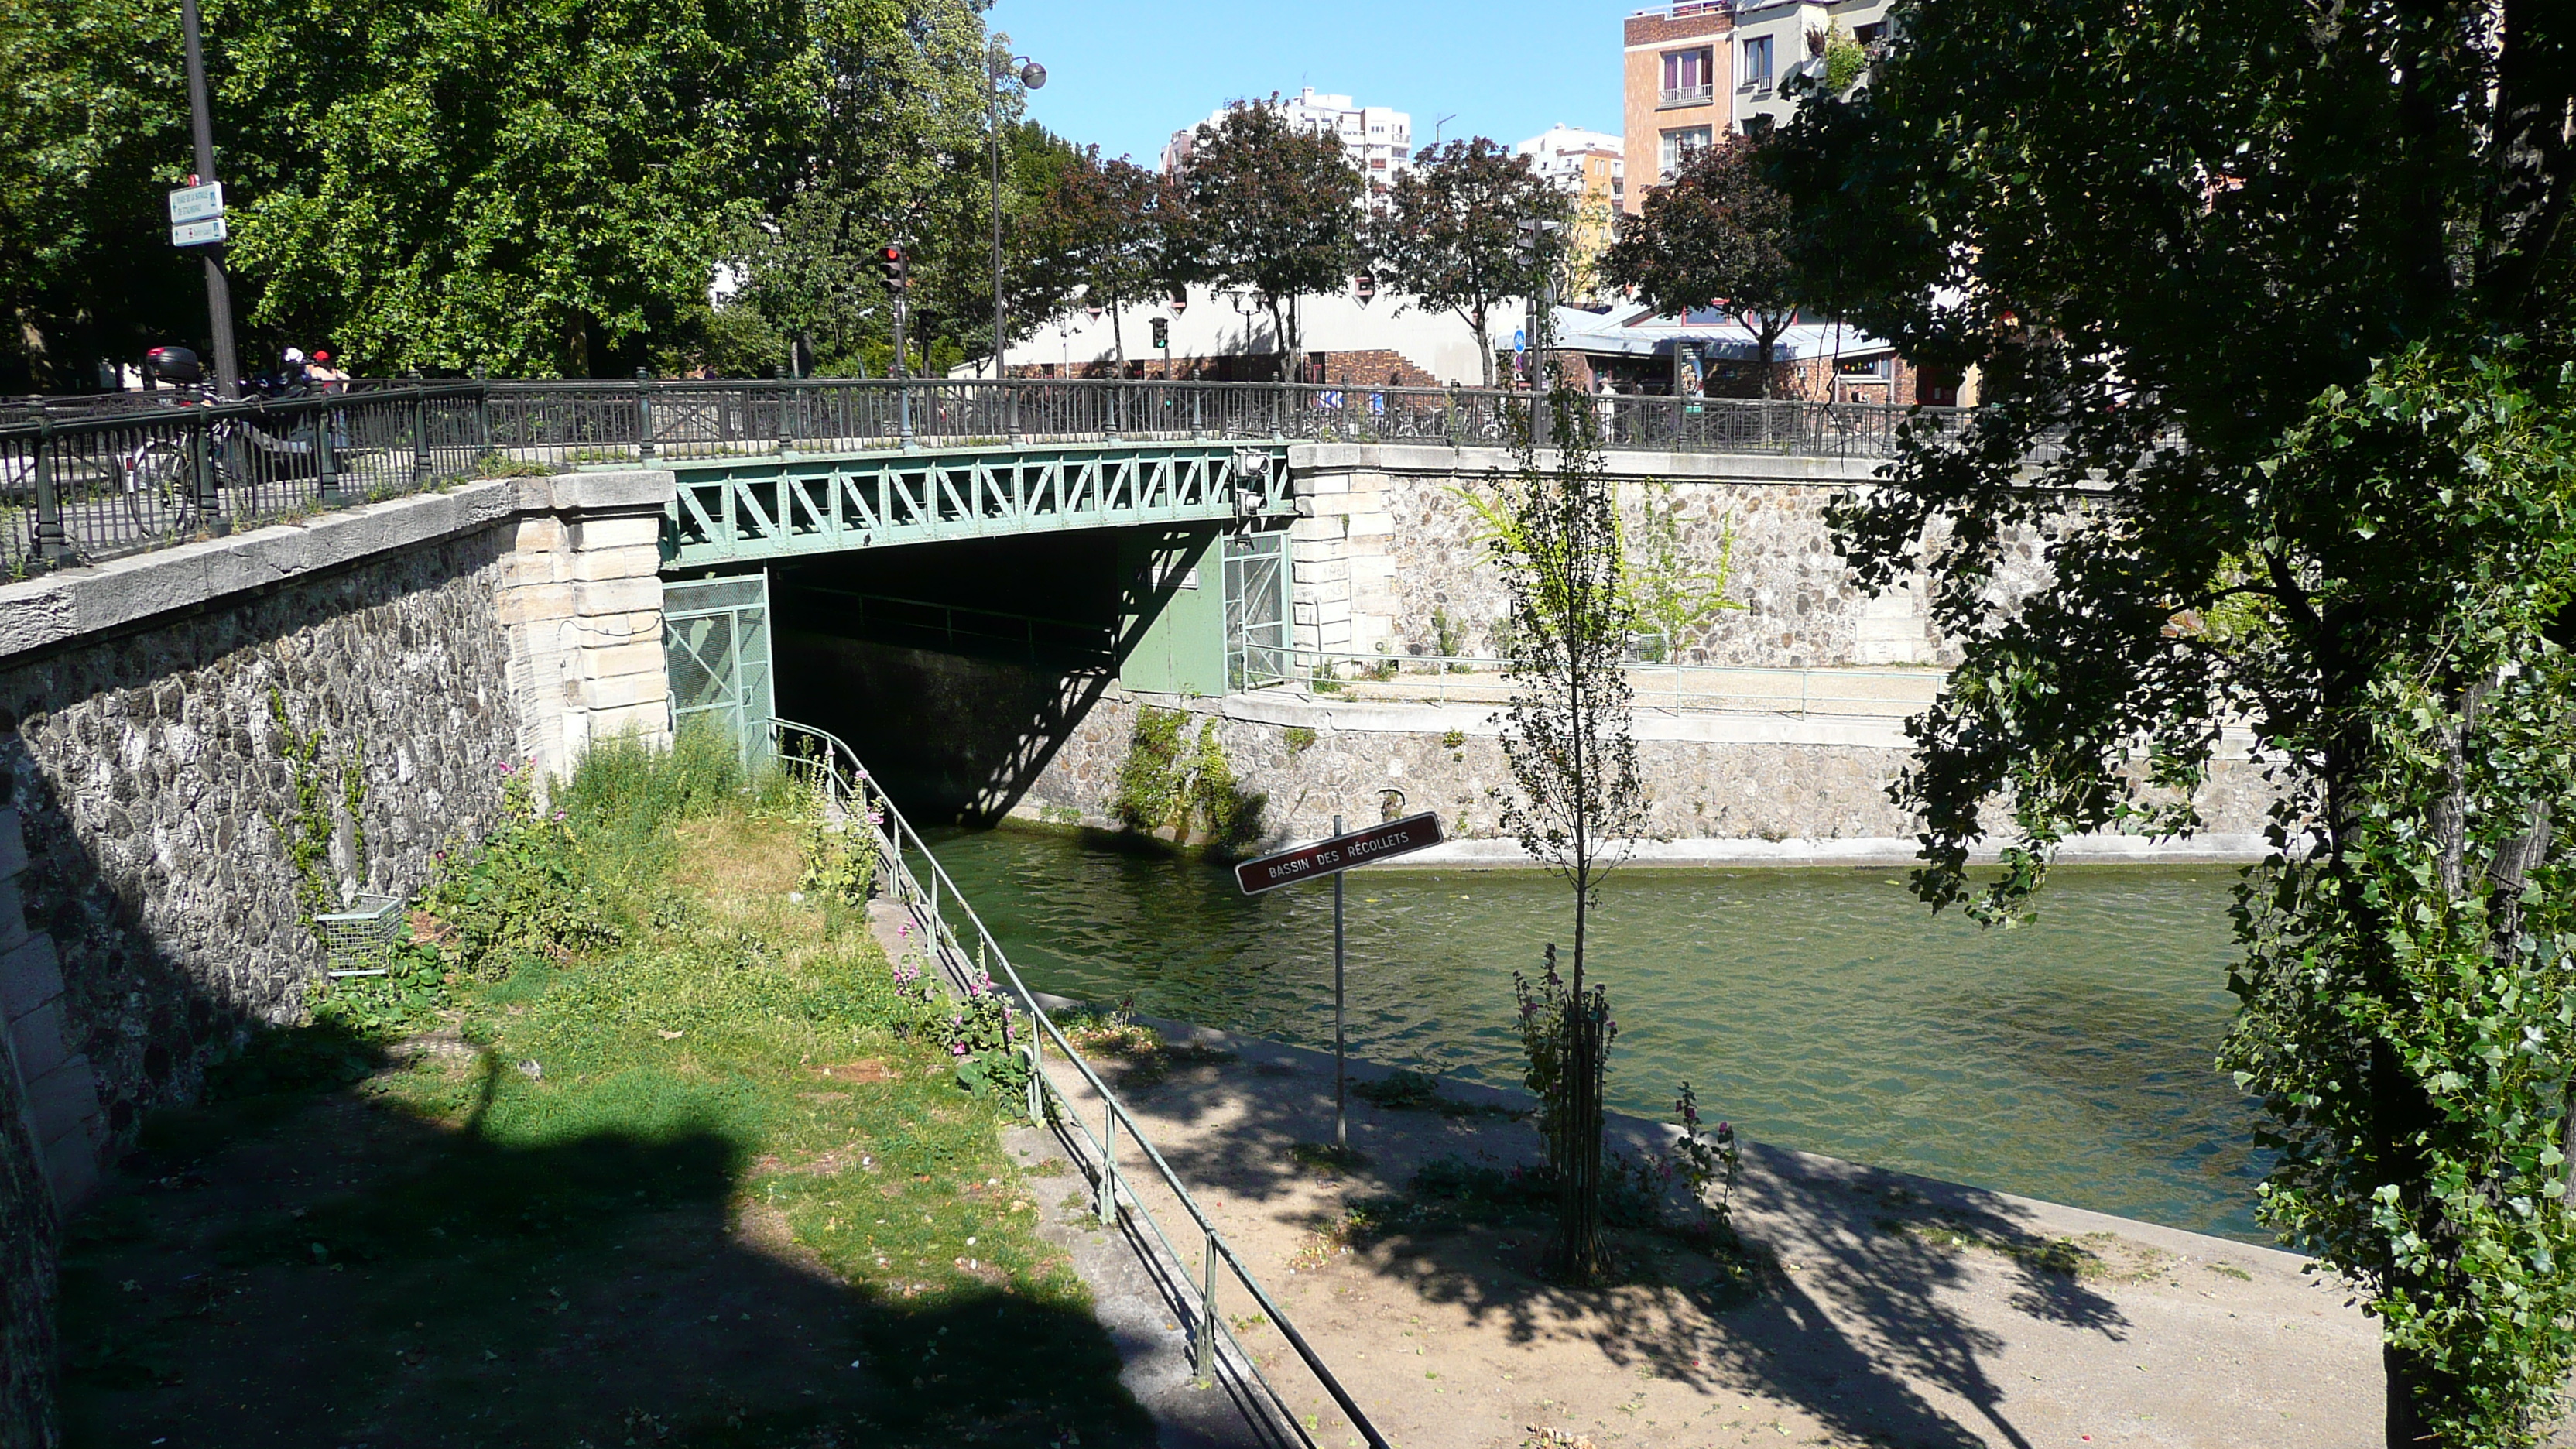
[1118,526,1229,697]
[663,571,775,769]
[659,440,1293,572]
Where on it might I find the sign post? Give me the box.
[1235,810,1447,1148]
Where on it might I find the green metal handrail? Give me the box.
[769,717,1392,1449]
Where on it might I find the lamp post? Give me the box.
[986,50,1046,380]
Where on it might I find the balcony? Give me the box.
[1659,83,1716,107]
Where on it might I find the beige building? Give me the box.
[1622,2,1735,211]
[1621,0,1896,212]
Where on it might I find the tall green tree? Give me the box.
[1169,101,1362,379]
[1371,138,1564,387]
[1768,0,2576,1441]
[220,0,838,375]
[1605,136,1801,398]
[0,0,197,389]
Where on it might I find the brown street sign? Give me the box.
[1235,812,1445,895]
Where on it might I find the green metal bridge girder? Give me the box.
[659,440,1294,571]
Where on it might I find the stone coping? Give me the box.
[1133,686,2265,759]
[0,469,674,666]
[1289,440,1888,483]
[1382,833,2273,868]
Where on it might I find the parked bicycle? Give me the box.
[116,348,325,533]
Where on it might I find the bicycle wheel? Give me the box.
[123,440,197,535]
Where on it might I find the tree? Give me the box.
[1605,138,1801,398]
[0,0,202,389]
[1479,333,1646,1284]
[1766,0,2576,1440]
[1035,149,1173,370]
[1372,139,1564,387]
[0,0,1025,382]
[1169,101,1363,379]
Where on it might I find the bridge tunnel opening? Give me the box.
[750,518,1291,824]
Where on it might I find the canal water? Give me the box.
[919,825,2269,1243]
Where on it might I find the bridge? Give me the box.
[0,376,1950,575]
[0,377,1959,787]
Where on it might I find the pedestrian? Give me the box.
[280,347,310,392]
[308,349,347,392]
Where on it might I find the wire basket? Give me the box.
[313,894,404,975]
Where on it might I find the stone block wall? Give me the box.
[0,524,523,1146]
[1284,444,2060,670]
[498,471,673,779]
[0,940,60,1449]
[1000,687,2276,855]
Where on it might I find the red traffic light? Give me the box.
[877,245,910,290]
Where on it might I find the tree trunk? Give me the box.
[1758,334,1776,400]
[1472,307,1494,388]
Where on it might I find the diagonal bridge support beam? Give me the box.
[659,440,1293,571]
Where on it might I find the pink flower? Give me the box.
[951,1043,968,1057]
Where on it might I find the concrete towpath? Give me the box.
[1030,1010,2382,1449]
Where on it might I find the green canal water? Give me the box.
[917,825,2269,1243]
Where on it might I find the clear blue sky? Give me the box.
[984,0,1634,164]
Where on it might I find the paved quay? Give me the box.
[1026,1008,2379,1449]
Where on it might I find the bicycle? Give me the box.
[116,389,325,535]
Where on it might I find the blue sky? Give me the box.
[984,0,1633,163]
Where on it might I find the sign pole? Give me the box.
[180,0,240,400]
[1332,814,1347,1149]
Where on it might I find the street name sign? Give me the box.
[167,182,224,224]
[1234,812,1444,895]
[170,217,228,248]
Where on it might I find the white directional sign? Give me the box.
[170,216,228,248]
[167,182,224,224]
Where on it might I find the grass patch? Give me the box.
[60,738,1152,1448]
[1287,1141,1370,1177]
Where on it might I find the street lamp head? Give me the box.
[1019,60,1046,91]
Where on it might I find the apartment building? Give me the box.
[1728,0,1894,134]
[1161,87,1414,207]
[1516,125,1626,302]
[1621,0,1894,211]
[1621,2,1735,211]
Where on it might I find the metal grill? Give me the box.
[313,894,405,975]
[663,573,775,769]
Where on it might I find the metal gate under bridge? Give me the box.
[663,573,775,768]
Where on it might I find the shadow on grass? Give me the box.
[58,1018,1155,1449]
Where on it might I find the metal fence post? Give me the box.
[635,368,656,463]
[410,383,431,489]
[1194,1235,1218,1377]
[315,399,343,506]
[1098,1101,1118,1225]
[31,419,69,565]
[194,416,221,532]
[472,368,491,456]
[1005,379,1023,444]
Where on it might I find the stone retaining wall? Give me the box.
[1284,444,2062,670]
[999,687,2277,856]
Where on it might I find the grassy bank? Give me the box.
[59,736,1150,1448]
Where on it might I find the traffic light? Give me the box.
[1151,317,1170,350]
[877,244,909,291]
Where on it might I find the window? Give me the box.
[1370,158,1387,170]
[1658,125,1713,177]
[1742,35,1773,88]
[1660,46,1714,105]
[1393,147,1408,159]
[1835,353,1893,377]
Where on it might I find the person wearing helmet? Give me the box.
[308,349,345,393]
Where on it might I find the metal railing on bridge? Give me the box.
[773,717,1391,1449]
[0,376,1969,577]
